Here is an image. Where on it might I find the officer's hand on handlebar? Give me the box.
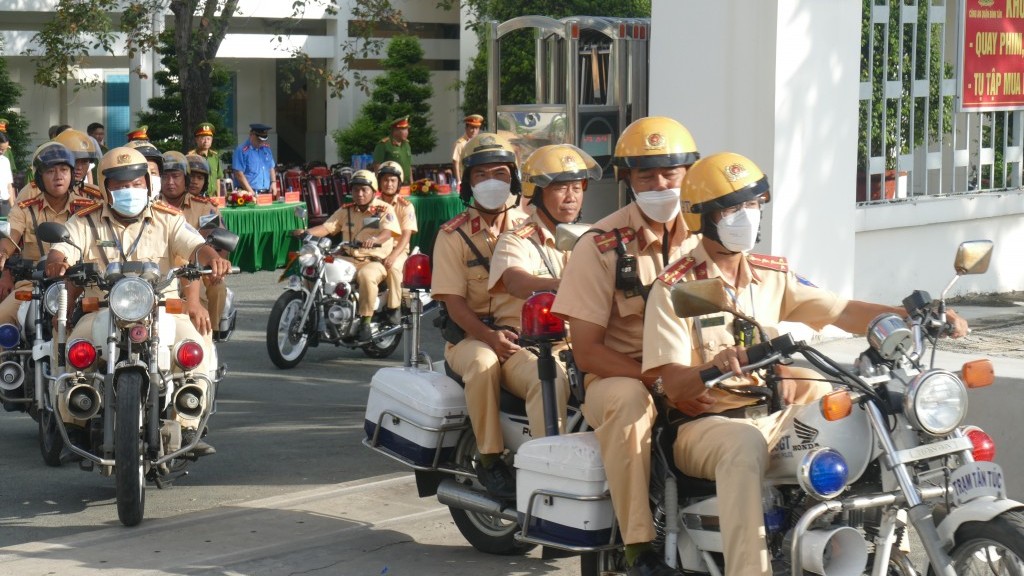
[711,346,749,377]
[945,308,970,339]
[206,255,232,283]
[45,260,69,279]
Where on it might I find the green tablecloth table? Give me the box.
[407,194,464,255]
[221,202,307,272]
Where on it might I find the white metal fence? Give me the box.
[857,0,1023,203]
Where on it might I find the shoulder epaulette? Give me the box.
[657,256,697,285]
[70,197,96,213]
[79,183,104,199]
[592,226,636,254]
[152,201,182,215]
[396,196,411,206]
[18,196,44,209]
[74,202,103,218]
[747,253,789,272]
[190,195,212,205]
[380,137,390,143]
[440,212,470,233]
[513,222,538,239]
[340,201,356,209]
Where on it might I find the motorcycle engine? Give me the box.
[327,301,355,333]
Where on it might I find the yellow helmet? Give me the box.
[521,144,602,199]
[54,129,102,163]
[161,150,189,174]
[376,160,404,184]
[459,132,521,202]
[98,146,151,193]
[349,169,378,193]
[680,152,771,232]
[612,116,699,180]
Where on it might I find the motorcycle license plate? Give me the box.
[949,461,1006,507]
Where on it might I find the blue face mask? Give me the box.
[109,187,150,217]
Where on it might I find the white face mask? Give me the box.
[717,207,761,253]
[109,187,150,217]
[472,179,512,211]
[150,176,161,199]
[633,188,681,223]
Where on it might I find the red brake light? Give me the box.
[521,291,564,342]
[403,253,432,290]
[964,426,996,462]
[67,340,97,370]
[174,340,204,371]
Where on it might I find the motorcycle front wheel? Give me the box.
[37,405,64,467]
[267,291,311,369]
[938,510,1024,575]
[449,432,535,556]
[580,549,626,576]
[115,371,146,527]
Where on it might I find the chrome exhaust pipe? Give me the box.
[65,384,102,420]
[372,324,403,341]
[436,478,519,522]
[173,384,205,418]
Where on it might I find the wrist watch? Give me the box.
[650,376,665,397]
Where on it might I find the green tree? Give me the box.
[135,32,235,154]
[333,35,437,160]
[0,45,31,171]
[25,1,404,149]
[453,0,652,118]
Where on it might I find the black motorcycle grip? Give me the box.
[698,339,776,383]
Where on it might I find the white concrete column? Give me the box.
[128,51,154,123]
[649,0,861,298]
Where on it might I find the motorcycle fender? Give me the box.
[415,469,444,498]
[936,497,1024,547]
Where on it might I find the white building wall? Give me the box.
[651,0,862,300]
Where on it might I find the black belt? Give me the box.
[665,402,768,427]
[254,189,270,193]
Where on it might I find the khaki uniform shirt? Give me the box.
[384,195,418,254]
[431,206,528,323]
[160,193,223,267]
[9,183,104,261]
[51,201,206,298]
[642,242,848,412]
[488,212,569,330]
[551,203,697,360]
[320,197,402,260]
[452,135,470,180]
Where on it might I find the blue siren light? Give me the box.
[0,323,21,349]
[800,448,849,500]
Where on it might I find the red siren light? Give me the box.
[521,291,565,342]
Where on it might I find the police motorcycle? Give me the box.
[36,221,239,527]
[573,239,1024,576]
[363,224,596,555]
[266,207,432,367]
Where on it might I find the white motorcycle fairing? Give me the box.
[323,258,356,294]
[89,307,178,371]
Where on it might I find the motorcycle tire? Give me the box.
[115,371,146,527]
[38,405,64,467]
[267,291,311,369]
[449,432,535,556]
[933,509,1024,575]
[362,320,402,359]
[580,549,626,576]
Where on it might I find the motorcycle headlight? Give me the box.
[297,245,318,268]
[904,369,968,435]
[43,283,62,316]
[108,277,155,322]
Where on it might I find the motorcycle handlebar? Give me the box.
[699,334,799,387]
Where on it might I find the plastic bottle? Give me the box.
[762,483,786,534]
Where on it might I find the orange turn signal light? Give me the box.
[821,390,852,421]
[14,290,32,301]
[81,297,100,313]
[962,359,994,388]
[324,255,335,263]
[164,299,185,314]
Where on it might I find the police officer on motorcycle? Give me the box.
[44,146,232,457]
[641,151,970,576]
[550,116,701,576]
[431,132,528,500]
[376,161,418,324]
[489,144,601,438]
[299,169,402,342]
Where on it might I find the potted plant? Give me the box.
[857,0,954,202]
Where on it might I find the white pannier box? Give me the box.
[515,432,615,547]
[364,367,468,468]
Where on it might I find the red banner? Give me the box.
[960,0,1024,111]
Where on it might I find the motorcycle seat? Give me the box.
[655,421,719,498]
